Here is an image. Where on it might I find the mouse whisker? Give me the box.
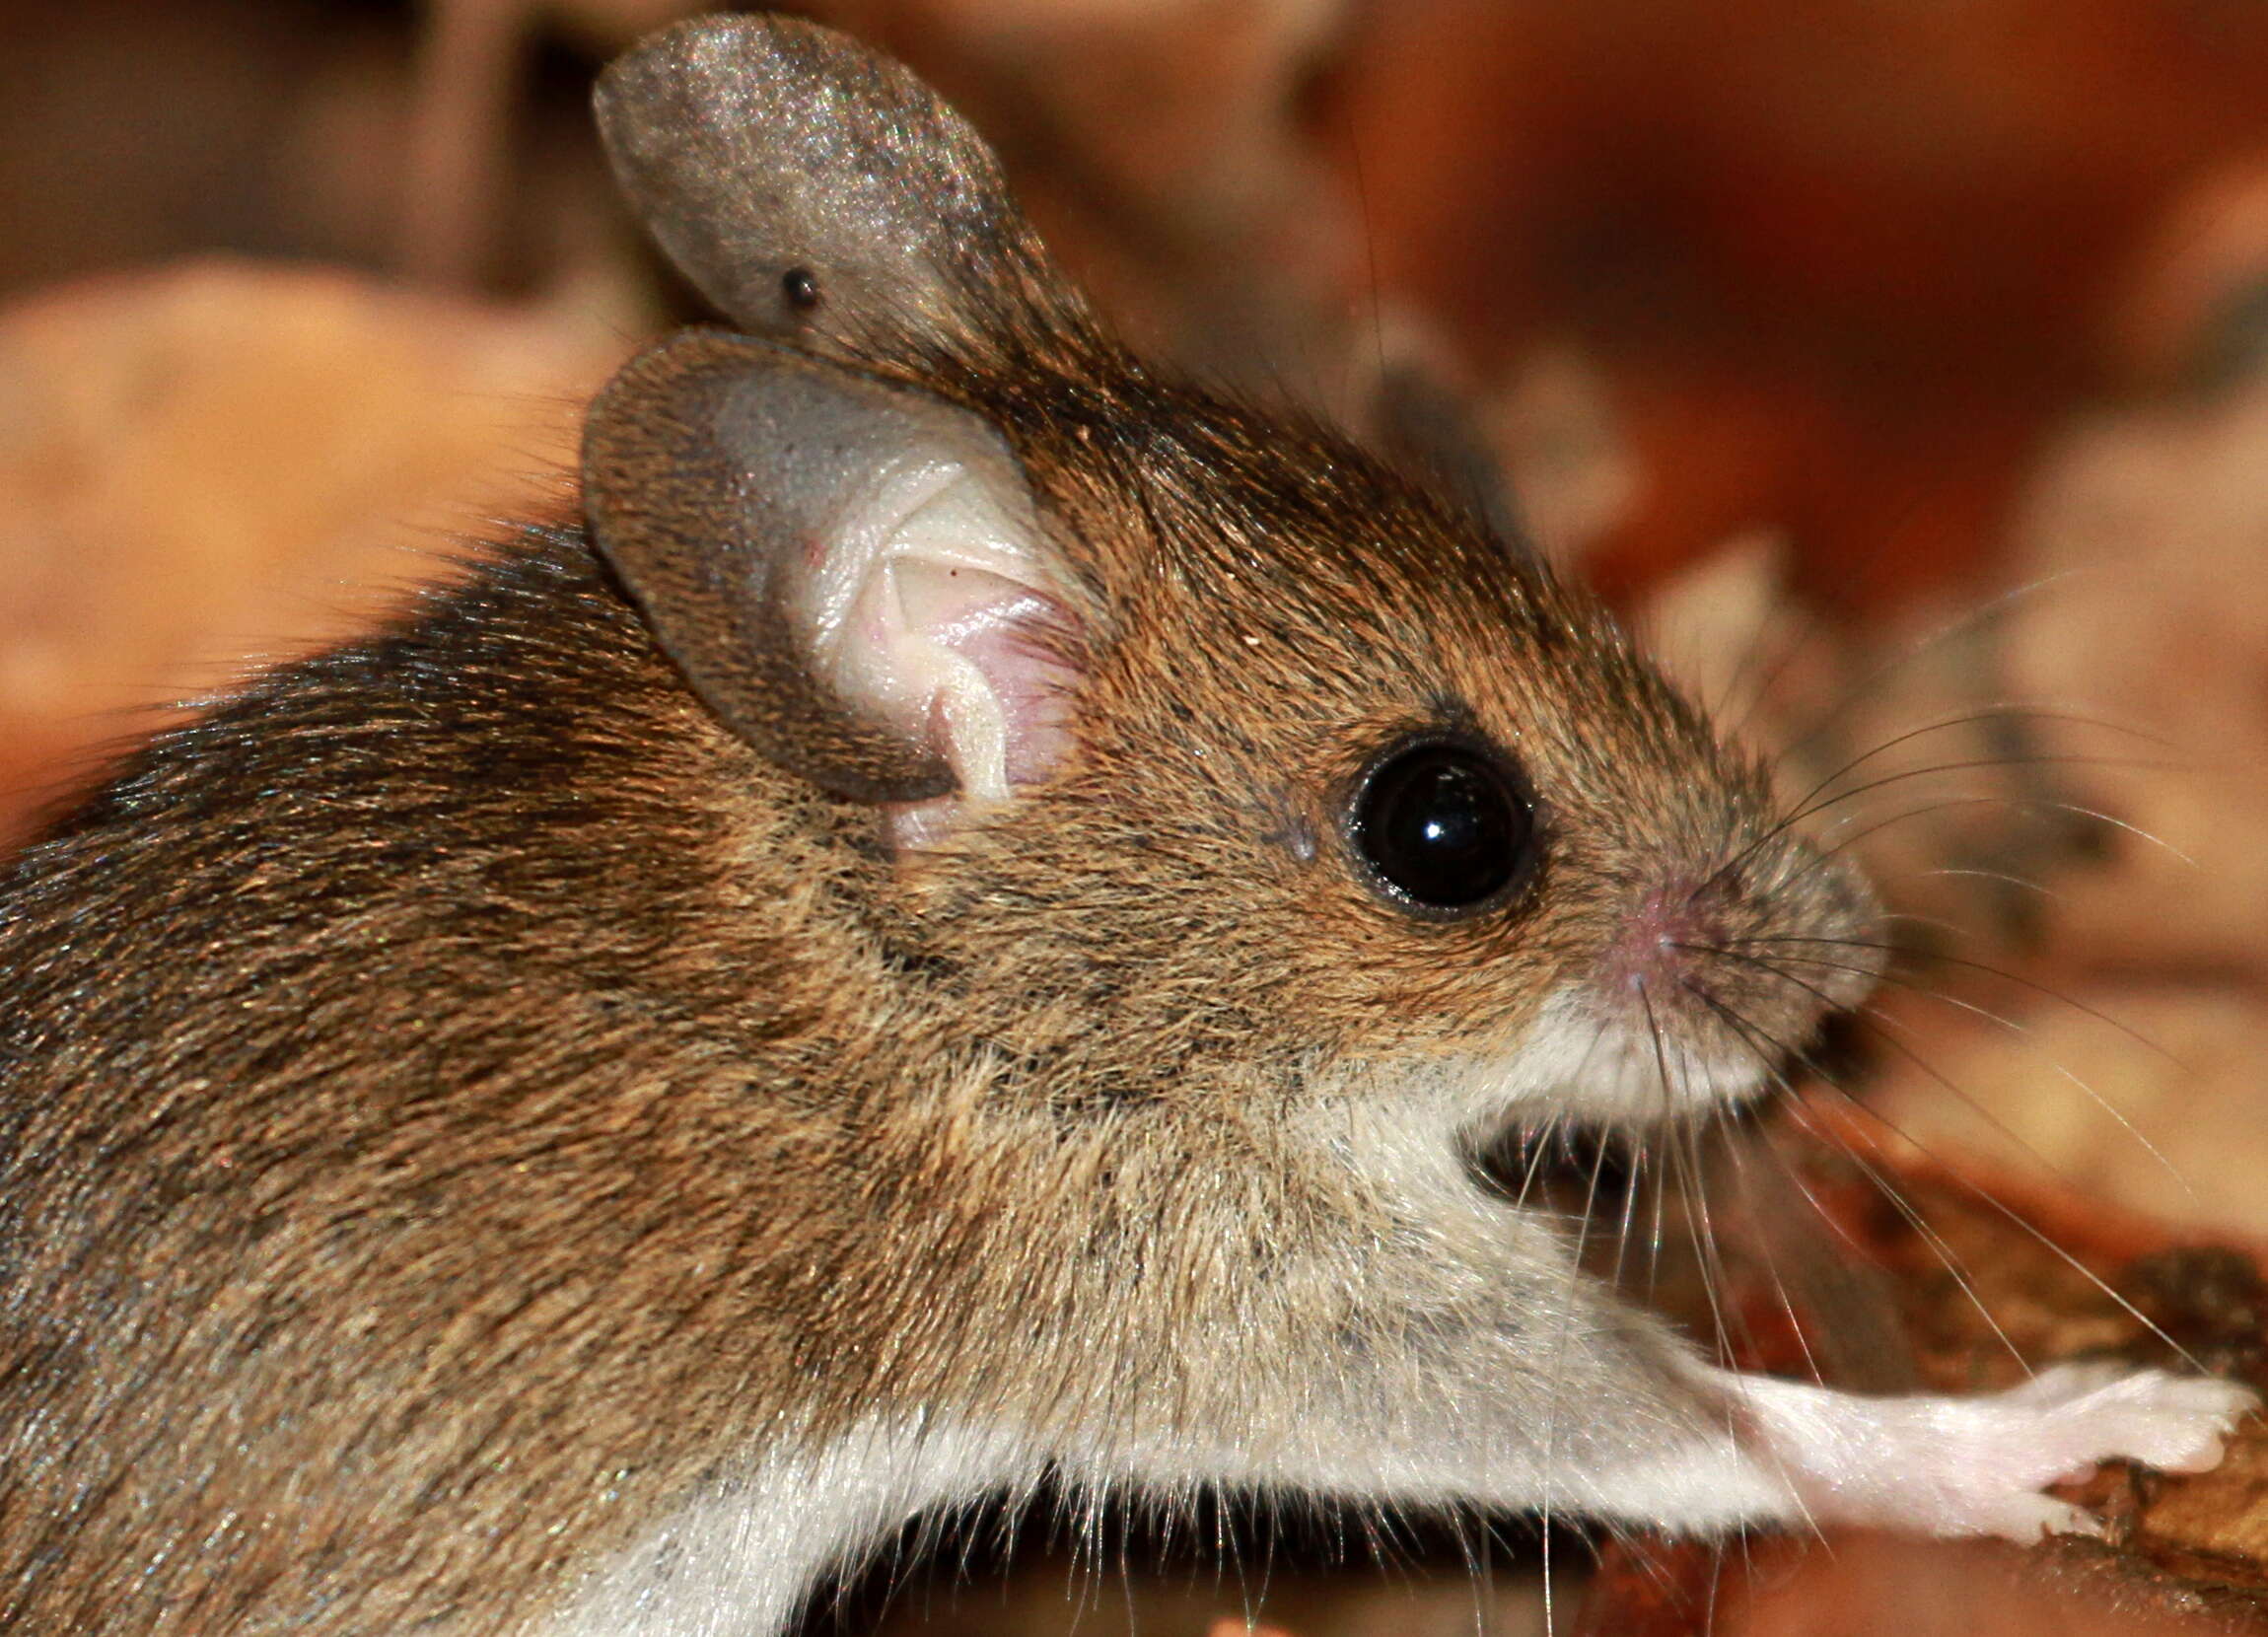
[1769,570,2088,768]
[1699,767,2055,910]
[1508,1109,1574,1215]
[1705,957,2214,1375]
[1879,964,2191,1205]
[1636,989,1736,1375]
[1709,746,2166,908]
[1806,1066,2216,1379]
[1772,749,2178,840]
[1732,949,2192,1202]
[1724,934,2191,1070]
[1736,705,2147,884]
[1605,1126,1651,1296]
[1756,792,2196,906]
[1748,1111,1906,1381]
[1680,982,2030,1374]
[1678,1111,1746,1374]
[1893,864,2069,909]
[1648,993,1850,1544]
[1847,905,1990,945]
[1693,1036,1836,1392]
[1774,701,2176,829]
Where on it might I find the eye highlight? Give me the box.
[1345,736,1537,917]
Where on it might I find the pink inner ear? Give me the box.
[795,452,1082,850]
[894,563,1078,789]
[868,560,1078,855]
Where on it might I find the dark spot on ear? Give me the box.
[782,267,821,311]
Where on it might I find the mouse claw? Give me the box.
[1998,1491,2107,1544]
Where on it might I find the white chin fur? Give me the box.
[1449,988,1770,1128]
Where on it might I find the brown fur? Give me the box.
[0,16,1877,1634]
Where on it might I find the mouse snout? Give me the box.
[1600,838,1876,977]
[1520,833,1882,1125]
[1599,853,1876,1020]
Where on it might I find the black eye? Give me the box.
[781,267,821,310]
[1348,737,1535,915]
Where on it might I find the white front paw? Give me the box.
[1736,1363,2258,1540]
[2000,1362,2257,1483]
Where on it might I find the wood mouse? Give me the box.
[0,15,2248,1635]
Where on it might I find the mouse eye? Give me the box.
[1346,737,1536,917]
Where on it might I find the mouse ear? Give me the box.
[595,14,1092,373]
[583,327,1082,820]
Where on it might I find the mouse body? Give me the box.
[0,17,2248,1635]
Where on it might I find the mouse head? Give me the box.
[584,15,1879,1136]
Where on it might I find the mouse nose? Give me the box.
[1595,836,1881,1024]
[1596,880,1736,1001]
[1620,830,1883,1032]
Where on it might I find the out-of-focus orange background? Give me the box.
[4,3,2268,1634]
[6,0,2266,833]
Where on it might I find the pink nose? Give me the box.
[1598,883,1728,1000]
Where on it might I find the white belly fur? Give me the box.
[534,1418,1035,1637]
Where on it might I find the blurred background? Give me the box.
[3,1,2268,1633]
[5,0,2266,816]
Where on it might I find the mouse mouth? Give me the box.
[1447,967,1870,1134]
